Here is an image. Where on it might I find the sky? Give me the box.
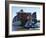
[12,6,40,20]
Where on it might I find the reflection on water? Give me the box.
[12,22,40,31]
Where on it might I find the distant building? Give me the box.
[16,9,31,21]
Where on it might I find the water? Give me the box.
[12,22,40,31]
